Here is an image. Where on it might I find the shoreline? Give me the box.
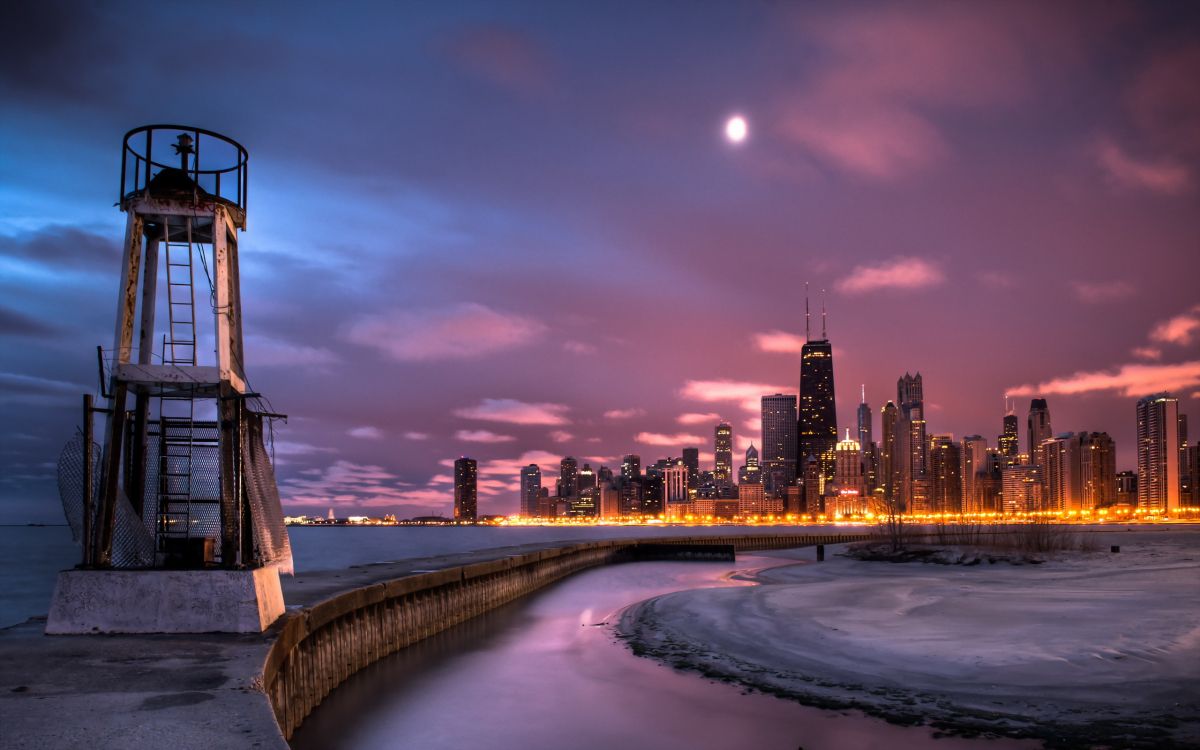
[616,533,1200,750]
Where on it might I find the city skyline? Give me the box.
[2,2,1199,522]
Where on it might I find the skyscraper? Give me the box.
[681,447,700,488]
[1027,398,1052,473]
[1137,394,1180,513]
[559,456,579,499]
[454,457,477,521]
[856,385,873,454]
[929,435,962,515]
[1079,432,1116,509]
[519,464,541,517]
[761,393,798,492]
[1043,433,1117,512]
[738,444,762,485]
[999,403,1020,465]
[857,385,878,494]
[831,429,866,516]
[621,454,641,484]
[894,373,927,513]
[960,435,987,514]
[663,460,689,506]
[714,422,733,488]
[797,292,837,488]
[880,401,897,505]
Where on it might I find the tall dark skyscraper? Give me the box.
[999,399,1020,464]
[681,447,700,488]
[621,454,641,484]
[559,456,579,499]
[714,422,733,488]
[797,291,837,488]
[929,435,962,514]
[454,457,477,521]
[1028,398,1053,472]
[856,385,873,455]
[880,401,897,504]
[894,372,927,512]
[519,464,541,517]
[761,393,798,492]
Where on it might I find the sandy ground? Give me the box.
[618,527,1200,749]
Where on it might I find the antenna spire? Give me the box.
[861,383,866,404]
[804,282,811,341]
[821,289,827,339]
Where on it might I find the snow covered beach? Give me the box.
[618,527,1200,749]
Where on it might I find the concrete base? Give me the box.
[45,567,285,634]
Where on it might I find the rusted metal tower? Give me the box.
[50,125,290,633]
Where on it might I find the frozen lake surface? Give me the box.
[620,527,1200,748]
[292,552,1035,750]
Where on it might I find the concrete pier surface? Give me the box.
[0,534,854,749]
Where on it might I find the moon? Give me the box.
[724,115,748,144]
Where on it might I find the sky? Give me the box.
[1,0,1198,523]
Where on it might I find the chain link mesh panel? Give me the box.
[244,413,293,574]
[57,433,155,568]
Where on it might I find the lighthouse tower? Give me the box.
[48,125,290,633]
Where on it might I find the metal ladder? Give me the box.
[157,216,198,548]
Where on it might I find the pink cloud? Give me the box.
[403,431,430,441]
[835,257,945,294]
[677,412,722,425]
[745,418,762,434]
[680,380,791,413]
[779,104,946,180]
[1132,347,1162,361]
[1070,280,1137,304]
[603,408,645,419]
[635,432,705,447]
[1150,305,1200,346]
[455,429,516,443]
[1006,360,1200,398]
[454,398,570,425]
[346,303,544,362]
[548,430,573,443]
[1094,137,1191,195]
[754,330,806,354]
[347,426,383,440]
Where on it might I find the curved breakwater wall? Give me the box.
[263,533,871,739]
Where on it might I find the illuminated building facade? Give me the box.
[714,422,733,489]
[663,460,689,506]
[880,401,897,504]
[454,457,477,521]
[894,373,927,513]
[929,434,962,514]
[1001,461,1041,514]
[1137,393,1180,512]
[738,443,762,485]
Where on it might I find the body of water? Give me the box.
[0,523,844,627]
[291,553,1035,750]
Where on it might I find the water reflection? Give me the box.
[291,557,1035,750]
